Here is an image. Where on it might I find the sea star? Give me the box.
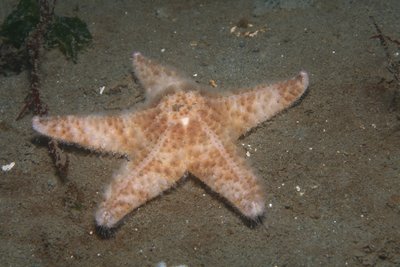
[32,52,309,236]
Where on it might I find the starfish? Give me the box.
[32,52,309,236]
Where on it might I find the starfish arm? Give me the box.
[188,122,266,219]
[95,127,186,228]
[208,71,309,138]
[32,109,157,155]
[132,52,197,99]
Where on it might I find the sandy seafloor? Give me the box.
[1,0,400,266]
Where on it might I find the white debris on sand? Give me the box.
[1,161,15,172]
[156,262,188,267]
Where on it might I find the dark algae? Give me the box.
[0,0,92,75]
[45,15,92,63]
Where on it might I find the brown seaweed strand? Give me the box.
[18,0,69,179]
[370,16,400,111]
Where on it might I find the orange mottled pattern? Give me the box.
[32,52,309,231]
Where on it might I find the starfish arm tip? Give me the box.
[132,51,141,58]
[95,207,119,230]
[299,70,309,89]
[32,115,40,129]
[95,224,116,239]
[32,115,49,135]
[238,196,266,220]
